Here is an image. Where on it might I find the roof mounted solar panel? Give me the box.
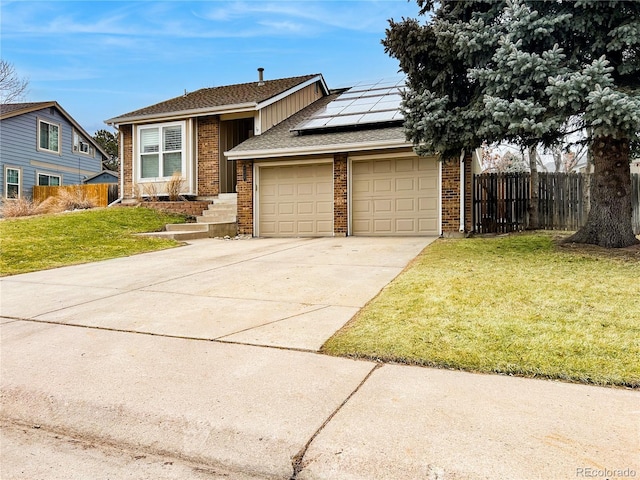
[292,77,406,133]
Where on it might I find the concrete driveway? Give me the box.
[0,236,431,351]
[2,236,638,479]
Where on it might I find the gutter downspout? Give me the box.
[107,126,124,207]
[459,149,465,233]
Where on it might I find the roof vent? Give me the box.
[257,67,265,86]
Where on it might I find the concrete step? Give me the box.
[165,223,209,232]
[145,221,238,240]
[197,214,237,223]
[204,204,237,214]
[215,193,237,204]
[137,230,210,241]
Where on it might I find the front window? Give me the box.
[38,173,61,186]
[139,122,184,179]
[73,130,94,156]
[5,167,20,198]
[38,119,60,154]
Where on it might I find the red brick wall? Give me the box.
[121,125,134,199]
[197,116,220,196]
[237,160,253,235]
[441,154,473,234]
[142,201,211,217]
[333,154,348,236]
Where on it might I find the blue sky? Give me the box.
[1,0,421,134]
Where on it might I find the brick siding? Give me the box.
[121,125,134,199]
[333,154,348,236]
[236,159,253,235]
[141,201,211,217]
[441,154,473,234]
[197,116,220,196]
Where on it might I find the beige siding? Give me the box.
[351,156,439,236]
[258,162,333,237]
[260,82,324,133]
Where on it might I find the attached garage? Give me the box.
[257,162,333,236]
[351,155,439,236]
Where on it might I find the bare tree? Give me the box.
[0,60,28,104]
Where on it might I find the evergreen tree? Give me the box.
[384,0,640,247]
[93,129,119,171]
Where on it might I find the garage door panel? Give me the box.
[352,156,438,236]
[396,177,415,191]
[419,176,438,190]
[317,181,333,195]
[396,219,416,233]
[373,219,393,233]
[259,164,333,237]
[297,202,314,215]
[395,158,414,172]
[317,201,333,214]
[373,160,392,174]
[278,184,295,196]
[396,198,415,212]
[353,180,371,194]
[373,199,392,213]
[352,200,370,214]
[373,179,392,192]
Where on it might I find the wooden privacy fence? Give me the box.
[633,174,640,235]
[474,172,640,234]
[32,184,118,207]
[473,173,530,233]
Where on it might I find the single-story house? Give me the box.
[0,102,108,199]
[106,71,476,237]
[84,170,119,185]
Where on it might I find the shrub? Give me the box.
[0,197,40,217]
[141,182,159,202]
[166,172,185,201]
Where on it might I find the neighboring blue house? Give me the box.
[0,102,108,199]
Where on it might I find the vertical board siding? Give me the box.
[474,172,640,234]
[33,184,113,207]
[260,83,323,133]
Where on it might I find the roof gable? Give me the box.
[1,101,109,159]
[106,74,328,125]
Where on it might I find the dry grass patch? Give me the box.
[322,232,640,388]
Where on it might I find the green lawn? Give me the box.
[0,207,187,276]
[322,233,640,388]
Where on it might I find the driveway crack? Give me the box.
[289,362,382,479]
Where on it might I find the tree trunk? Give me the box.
[528,146,539,229]
[566,136,638,248]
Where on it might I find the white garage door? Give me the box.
[352,156,438,236]
[258,163,333,236]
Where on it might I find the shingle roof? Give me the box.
[106,74,323,124]
[226,93,409,159]
[0,101,56,119]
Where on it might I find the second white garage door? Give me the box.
[258,163,333,236]
[351,156,439,236]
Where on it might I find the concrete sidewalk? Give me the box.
[1,237,638,479]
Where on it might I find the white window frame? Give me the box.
[37,172,62,186]
[4,166,21,199]
[136,121,186,181]
[73,129,94,157]
[37,118,61,154]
